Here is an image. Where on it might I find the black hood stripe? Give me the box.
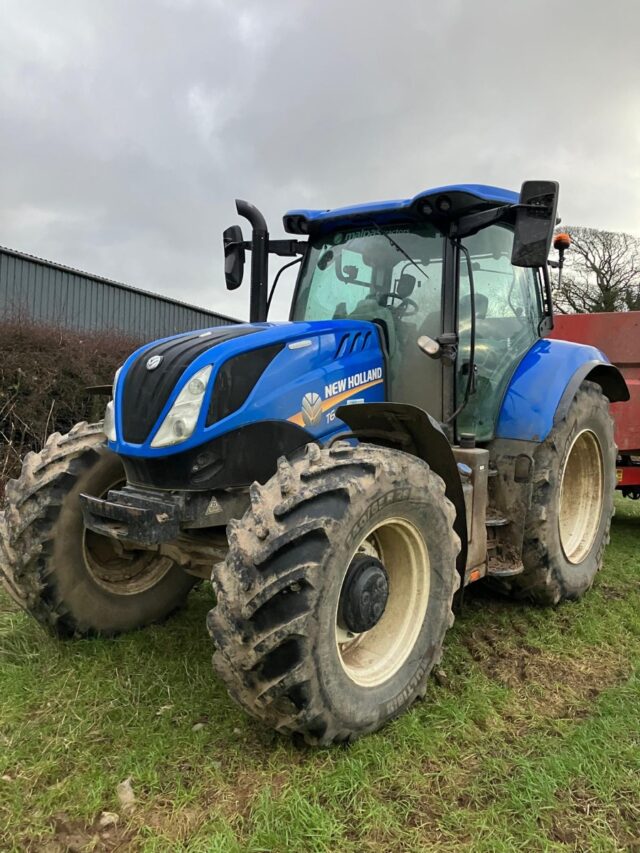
[121,326,258,444]
[206,342,285,426]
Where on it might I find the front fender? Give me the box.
[496,339,629,442]
[336,402,467,575]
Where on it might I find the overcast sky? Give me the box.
[1,0,639,321]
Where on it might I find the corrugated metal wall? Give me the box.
[0,246,238,338]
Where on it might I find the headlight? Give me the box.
[104,400,116,442]
[103,366,123,442]
[150,365,212,449]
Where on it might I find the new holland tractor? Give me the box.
[0,181,629,745]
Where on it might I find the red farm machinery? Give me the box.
[551,311,640,499]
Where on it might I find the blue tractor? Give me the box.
[0,181,629,744]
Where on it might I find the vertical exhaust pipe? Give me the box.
[236,199,268,323]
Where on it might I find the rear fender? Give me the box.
[336,402,467,574]
[554,361,629,426]
[496,339,629,442]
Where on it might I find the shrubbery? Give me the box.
[0,317,140,497]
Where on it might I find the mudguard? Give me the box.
[336,402,467,574]
[496,338,629,443]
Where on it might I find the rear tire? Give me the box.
[208,442,460,745]
[0,422,197,637]
[507,381,615,605]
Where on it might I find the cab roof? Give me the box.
[283,184,519,235]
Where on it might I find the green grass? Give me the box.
[1,498,639,852]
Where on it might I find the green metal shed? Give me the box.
[0,245,237,338]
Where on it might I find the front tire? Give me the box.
[208,442,460,745]
[0,422,197,637]
[509,381,616,605]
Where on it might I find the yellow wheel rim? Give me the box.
[336,517,430,687]
[558,429,604,564]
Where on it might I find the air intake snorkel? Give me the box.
[236,199,269,323]
[223,201,307,323]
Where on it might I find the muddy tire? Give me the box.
[0,422,196,637]
[208,442,460,746]
[507,381,615,605]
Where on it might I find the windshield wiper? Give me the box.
[365,219,431,282]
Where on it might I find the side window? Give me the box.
[457,225,541,441]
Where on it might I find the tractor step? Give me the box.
[486,550,524,577]
[486,510,509,528]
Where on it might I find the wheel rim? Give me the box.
[82,477,173,595]
[336,517,430,687]
[558,429,604,564]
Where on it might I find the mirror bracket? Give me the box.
[451,205,511,240]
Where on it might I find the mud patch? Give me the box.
[549,781,640,850]
[133,802,208,846]
[463,628,630,718]
[32,813,134,852]
[212,766,292,825]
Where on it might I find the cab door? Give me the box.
[455,224,542,441]
[386,249,445,422]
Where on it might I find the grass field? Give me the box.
[1,497,639,852]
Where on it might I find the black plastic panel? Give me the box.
[121,420,313,491]
[206,343,284,426]
[121,326,258,444]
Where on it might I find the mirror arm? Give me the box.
[237,239,306,257]
[451,204,513,239]
[268,239,307,257]
[453,202,553,241]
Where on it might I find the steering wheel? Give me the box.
[381,292,419,317]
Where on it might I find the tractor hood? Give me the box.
[109,320,386,466]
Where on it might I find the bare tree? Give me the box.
[552,226,640,313]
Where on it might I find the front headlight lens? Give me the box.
[104,400,116,442]
[151,365,212,448]
[113,366,122,396]
[103,366,123,442]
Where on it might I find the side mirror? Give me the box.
[396,273,416,298]
[223,225,245,290]
[511,180,559,268]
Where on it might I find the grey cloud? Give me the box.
[1,0,639,321]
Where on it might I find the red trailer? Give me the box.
[550,312,640,497]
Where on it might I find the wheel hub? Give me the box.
[338,554,389,634]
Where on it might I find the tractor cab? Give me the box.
[221,183,559,447]
[288,211,549,443]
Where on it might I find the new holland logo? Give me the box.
[301,391,322,426]
[146,355,163,371]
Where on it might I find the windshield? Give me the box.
[292,223,443,324]
[292,223,445,416]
